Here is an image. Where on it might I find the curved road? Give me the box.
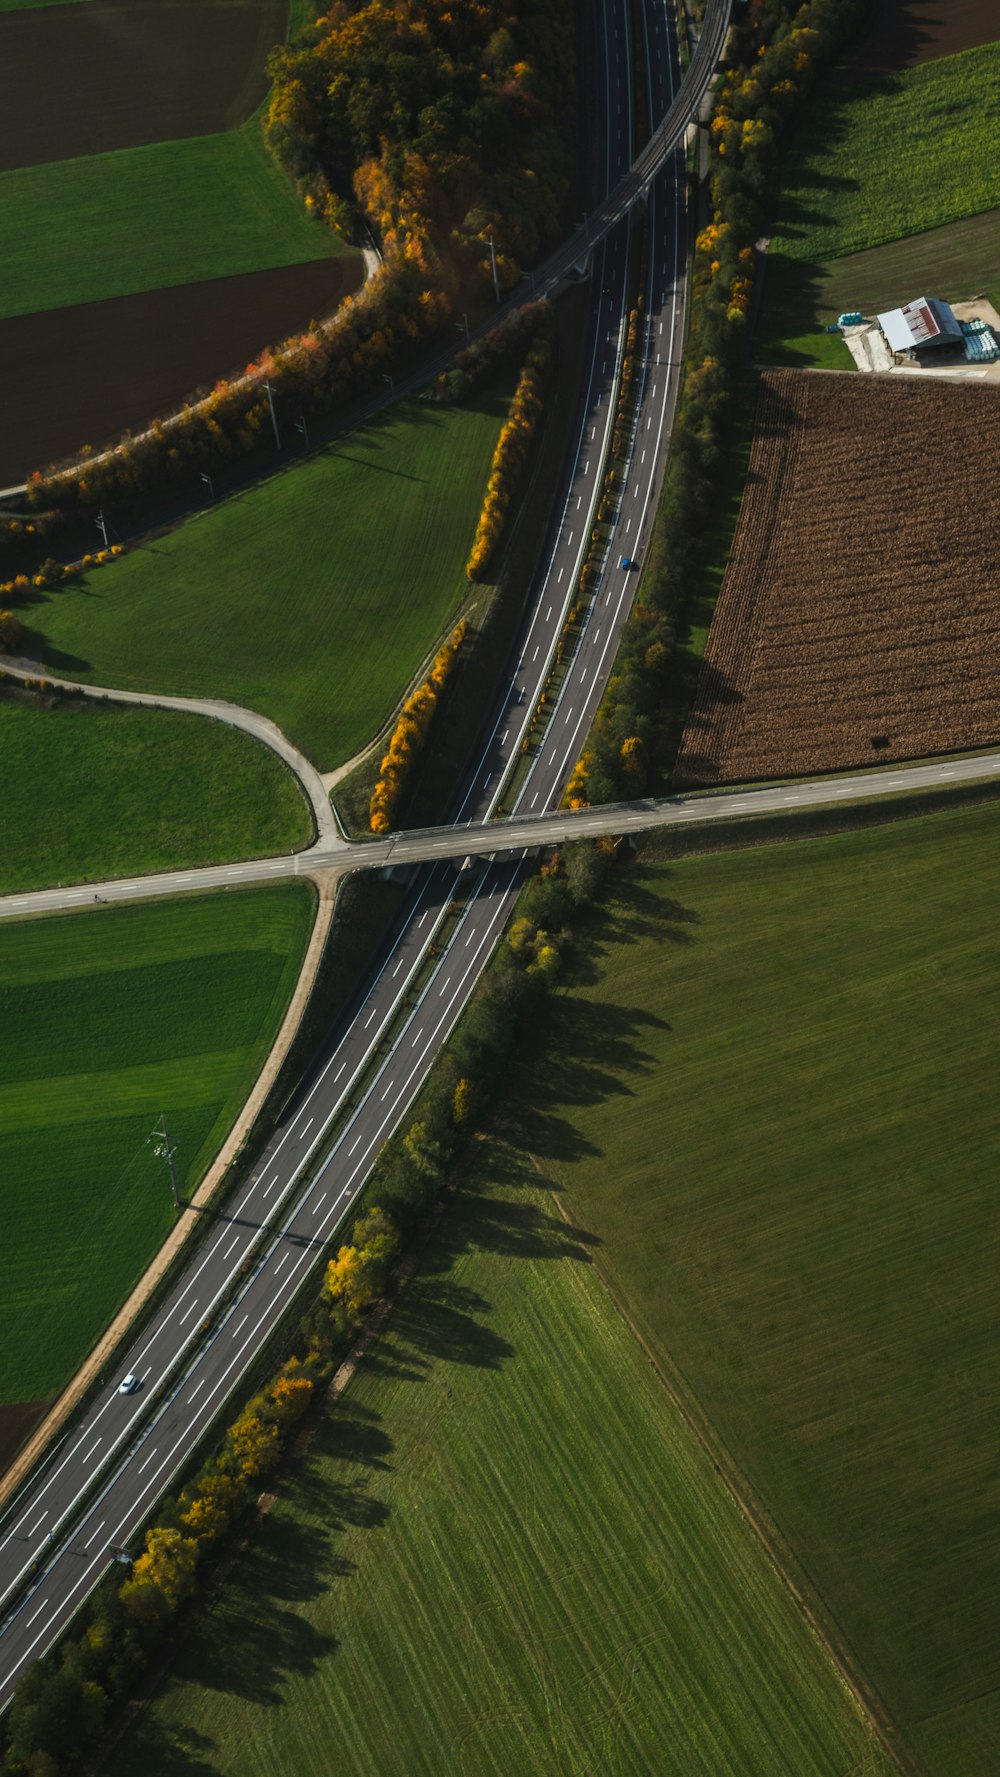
[0,662,341,848]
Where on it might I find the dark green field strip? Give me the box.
[107,1162,887,1777]
[30,392,511,769]
[0,123,340,322]
[0,887,313,1404]
[0,695,311,895]
[522,801,1000,1776]
[770,42,1000,266]
[2,954,291,1084]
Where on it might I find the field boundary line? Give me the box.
[0,871,342,1517]
[541,1171,914,1776]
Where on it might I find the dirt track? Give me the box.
[0,0,287,171]
[0,256,364,487]
[675,370,1000,788]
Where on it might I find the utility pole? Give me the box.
[154,1117,182,1213]
[95,509,109,550]
[263,378,281,450]
[487,235,501,306]
[455,312,470,342]
[381,372,394,395]
[200,471,214,501]
[296,415,310,451]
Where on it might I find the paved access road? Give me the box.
[3,752,1000,925]
[0,0,686,1700]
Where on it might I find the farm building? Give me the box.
[878,296,964,354]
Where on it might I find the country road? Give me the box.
[2,751,999,925]
[0,0,722,1702]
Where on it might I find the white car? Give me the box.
[118,1374,141,1395]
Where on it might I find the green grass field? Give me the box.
[770,44,1000,266]
[0,692,311,893]
[0,122,342,321]
[510,800,1000,1777]
[757,209,1000,368]
[107,1160,888,1777]
[29,392,510,768]
[0,886,313,1405]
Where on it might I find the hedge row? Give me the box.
[0,546,121,608]
[428,301,551,406]
[26,257,452,514]
[369,620,467,833]
[573,0,862,807]
[465,337,552,581]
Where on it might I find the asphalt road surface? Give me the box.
[0,0,718,1701]
[4,752,1000,927]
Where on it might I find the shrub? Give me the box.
[370,622,467,831]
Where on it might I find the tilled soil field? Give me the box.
[0,0,287,171]
[0,256,363,489]
[843,0,998,81]
[675,370,1000,788]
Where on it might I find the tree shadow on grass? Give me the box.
[14,624,92,676]
[115,1721,221,1776]
[179,1408,398,1709]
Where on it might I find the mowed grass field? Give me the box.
[0,886,313,1406]
[107,1162,889,1777]
[515,801,1000,1776]
[0,692,311,894]
[29,393,510,767]
[0,123,341,322]
[769,43,1000,265]
[757,209,1000,370]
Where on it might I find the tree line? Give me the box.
[569,0,862,808]
[369,620,467,833]
[466,333,552,581]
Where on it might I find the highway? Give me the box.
[0,0,702,1702]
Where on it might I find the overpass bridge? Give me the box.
[2,751,998,927]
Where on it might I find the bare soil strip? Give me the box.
[0,257,363,488]
[842,0,999,81]
[0,1400,51,1482]
[0,0,287,171]
[675,369,1000,788]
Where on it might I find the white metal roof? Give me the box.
[878,297,963,352]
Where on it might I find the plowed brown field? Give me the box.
[844,0,998,80]
[0,0,287,171]
[675,370,1000,788]
[0,256,363,489]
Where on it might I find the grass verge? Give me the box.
[0,121,343,322]
[0,886,314,1406]
[513,799,1000,1777]
[26,389,511,769]
[0,687,312,893]
[106,1158,888,1777]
